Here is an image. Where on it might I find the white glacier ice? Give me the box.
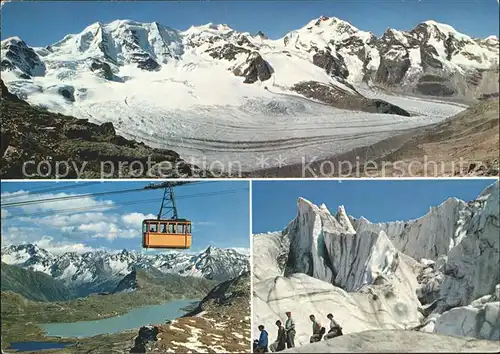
[253,181,500,351]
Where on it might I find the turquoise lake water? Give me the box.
[40,298,199,338]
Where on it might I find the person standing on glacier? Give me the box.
[254,325,269,353]
[323,313,343,340]
[284,311,296,348]
[309,314,325,343]
[269,320,286,352]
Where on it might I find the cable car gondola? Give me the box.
[142,182,192,249]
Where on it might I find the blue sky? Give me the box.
[1,181,250,253]
[1,0,498,45]
[252,179,497,233]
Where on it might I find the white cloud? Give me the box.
[2,226,40,245]
[1,209,9,218]
[35,236,100,255]
[121,212,156,226]
[1,189,190,247]
[1,191,114,214]
[78,221,115,234]
[75,221,138,241]
[34,212,110,228]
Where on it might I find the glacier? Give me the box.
[280,330,500,353]
[253,181,500,351]
[3,16,494,171]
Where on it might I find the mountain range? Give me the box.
[1,17,498,173]
[253,181,499,349]
[2,17,498,100]
[1,261,72,302]
[1,245,249,296]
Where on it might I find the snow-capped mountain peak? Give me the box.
[283,15,372,50]
[1,37,46,77]
[420,20,469,39]
[303,15,360,31]
[181,22,238,40]
[2,36,24,44]
[43,19,183,71]
[1,244,249,295]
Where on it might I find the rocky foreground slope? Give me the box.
[130,272,250,353]
[0,80,218,178]
[353,97,500,177]
[253,181,500,349]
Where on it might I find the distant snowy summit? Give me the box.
[1,16,498,101]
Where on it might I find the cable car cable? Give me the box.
[1,188,249,220]
[0,182,101,201]
[1,181,216,208]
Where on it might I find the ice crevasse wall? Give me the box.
[253,181,500,346]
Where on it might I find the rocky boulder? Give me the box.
[292,81,410,116]
[233,52,273,84]
[206,43,250,61]
[89,59,114,80]
[130,325,159,353]
[312,49,349,79]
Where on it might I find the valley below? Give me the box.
[1,246,251,353]
[1,270,210,352]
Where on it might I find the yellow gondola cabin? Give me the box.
[142,219,192,249]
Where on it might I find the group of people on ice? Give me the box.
[253,312,343,352]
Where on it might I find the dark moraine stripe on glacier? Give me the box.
[40,299,199,338]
